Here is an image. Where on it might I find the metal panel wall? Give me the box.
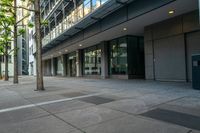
[154,35,186,81]
[101,7,127,31]
[84,22,101,38]
[144,10,200,81]
[186,31,200,81]
[128,0,174,19]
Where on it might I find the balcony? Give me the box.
[43,0,63,20]
[42,0,134,49]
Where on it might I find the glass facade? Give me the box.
[68,52,77,77]
[42,0,109,46]
[109,36,144,78]
[110,37,128,75]
[56,57,63,75]
[84,46,101,75]
[84,0,91,16]
[127,36,145,78]
[48,36,144,79]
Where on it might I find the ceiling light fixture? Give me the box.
[123,28,127,31]
[168,10,175,14]
[79,44,82,47]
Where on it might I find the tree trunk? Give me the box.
[4,48,9,81]
[0,60,2,79]
[34,0,44,91]
[13,0,18,84]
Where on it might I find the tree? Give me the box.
[13,0,18,84]
[0,9,14,81]
[1,0,45,90]
[34,0,44,91]
[0,0,31,84]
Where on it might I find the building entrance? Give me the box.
[69,53,77,77]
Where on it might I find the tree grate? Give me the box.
[141,108,200,131]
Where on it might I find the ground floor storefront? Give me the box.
[42,2,200,82]
[43,35,145,79]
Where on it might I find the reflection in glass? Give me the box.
[43,0,110,46]
[101,0,108,4]
[92,0,101,10]
[84,0,91,16]
[68,52,77,77]
[84,46,101,75]
[57,57,63,75]
[110,38,127,75]
[77,4,84,20]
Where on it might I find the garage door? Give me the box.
[154,35,186,81]
[186,31,200,81]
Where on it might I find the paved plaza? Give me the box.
[0,76,200,133]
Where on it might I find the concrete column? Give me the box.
[76,50,83,77]
[61,55,67,76]
[46,59,52,76]
[101,42,109,79]
[51,58,56,76]
[67,56,70,77]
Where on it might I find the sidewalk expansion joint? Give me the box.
[0,93,102,114]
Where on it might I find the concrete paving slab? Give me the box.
[60,92,87,98]
[56,106,126,128]
[166,96,200,109]
[1,76,200,133]
[0,106,49,125]
[0,97,31,110]
[40,100,93,114]
[135,93,184,107]
[68,131,83,133]
[101,92,188,115]
[110,90,149,98]
[101,99,152,114]
[25,94,66,104]
[79,96,115,105]
[141,108,200,131]
[83,115,197,133]
[0,115,78,133]
[160,104,200,117]
[158,96,200,117]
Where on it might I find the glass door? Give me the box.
[69,57,76,77]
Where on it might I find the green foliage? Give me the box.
[18,28,26,34]
[27,22,34,28]
[41,20,49,26]
[0,0,32,56]
[0,0,14,56]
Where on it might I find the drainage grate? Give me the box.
[60,92,86,98]
[141,108,200,131]
[79,96,115,105]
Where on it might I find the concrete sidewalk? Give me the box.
[0,76,200,133]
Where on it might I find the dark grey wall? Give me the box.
[144,10,200,81]
[154,35,186,81]
[186,31,200,81]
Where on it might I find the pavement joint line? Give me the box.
[0,93,102,114]
[40,106,86,133]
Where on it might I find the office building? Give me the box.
[41,0,200,81]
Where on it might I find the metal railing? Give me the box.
[42,0,109,46]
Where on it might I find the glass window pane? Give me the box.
[101,0,108,5]
[77,4,84,20]
[92,0,101,10]
[84,0,91,16]
[84,46,101,75]
[110,38,127,75]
